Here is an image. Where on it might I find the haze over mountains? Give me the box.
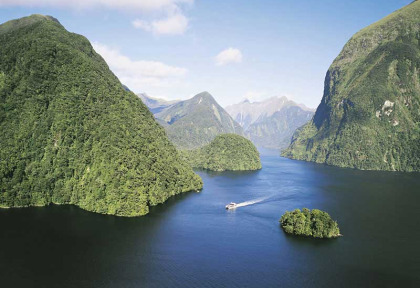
[283,0,420,171]
[140,92,243,149]
[138,92,315,150]
[226,97,313,130]
[137,93,180,114]
[226,97,314,149]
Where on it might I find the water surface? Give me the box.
[1,153,419,287]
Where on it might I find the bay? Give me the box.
[1,152,419,287]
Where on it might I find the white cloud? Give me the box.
[151,13,188,35]
[0,0,193,36]
[215,48,243,66]
[132,13,188,35]
[0,0,193,12]
[92,42,187,92]
[132,19,152,31]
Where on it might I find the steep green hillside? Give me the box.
[181,134,261,171]
[155,92,243,149]
[0,15,202,216]
[282,1,420,171]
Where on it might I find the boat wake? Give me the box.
[234,197,269,208]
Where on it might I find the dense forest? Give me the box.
[181,134,262,171]
[0,15,202,216]
[280,208,340,238]
[282,0,420,171]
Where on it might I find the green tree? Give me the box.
[180,134,262,172]
[279,208,340,238]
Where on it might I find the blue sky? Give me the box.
[0,0,413,108]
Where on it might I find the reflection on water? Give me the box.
[1,152,419,288]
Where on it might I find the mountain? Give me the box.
[180,134,261,171]
[246,106,314,149]
[226,97,314,149]
[137,93,180,114]
[282,1,420,172]
[226,96,312,130]
[153,91,243,149]
[0,15,202,216]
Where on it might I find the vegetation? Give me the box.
[181,134,262,171]
[282,1,420,171]
[280,208,340,238]
[154,92,243,149]
[0,15,202,216]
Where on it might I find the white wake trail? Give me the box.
[235,197,268,208]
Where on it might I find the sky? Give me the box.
[0,0,413,108]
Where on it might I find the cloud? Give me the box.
[132,13,188,35]
[132,19,151,31]
[0,0,193,36]
[0,0,193,12]
[92,42,187,92]
[215,48,243,66]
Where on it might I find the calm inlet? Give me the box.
[1,152,419,287]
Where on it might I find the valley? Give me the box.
[0,1,419,287]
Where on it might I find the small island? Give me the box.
[181,134,262,171]
[280,208,341,238]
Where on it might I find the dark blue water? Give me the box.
[1,152,420,287]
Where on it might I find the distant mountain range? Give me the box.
[226,97,314,149]
[139,92,243,149]
[137,93,180,114]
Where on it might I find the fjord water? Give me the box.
[1,151,419,287]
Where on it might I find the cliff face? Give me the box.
[0,15,202,216]
[282,1,420,172]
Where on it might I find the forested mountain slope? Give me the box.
[282,1,420,171]
[0,15,202,216]
[154,92,243,149]
[181,134,261,171]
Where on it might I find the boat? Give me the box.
[225,202,238,209]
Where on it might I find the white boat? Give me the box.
[225,202,238,209]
